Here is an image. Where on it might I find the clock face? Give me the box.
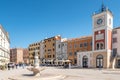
[97,18,103,25]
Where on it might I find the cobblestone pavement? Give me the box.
[0,66,120,80]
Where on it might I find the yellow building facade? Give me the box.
[28,42,40,65]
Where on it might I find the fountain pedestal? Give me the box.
[33,50,40,76]
[34,50,39,68]
[27,50,41,76]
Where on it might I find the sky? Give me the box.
[0,0,120,48]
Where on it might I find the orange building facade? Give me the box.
[44,35,61,65]
[67,36,92,65]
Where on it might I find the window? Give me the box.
[69,45,72,48]
[74,52,77,56]
[96,42,104,50]
[90,42,92,46]
[48,40,51,42]
[50,55,51,58]
[97,43,99,50]
[48,52,50,54]
[37,47,40,49]
[53,43,55,46]
[113,38,117,43]
[58,44,60,48]
[80,43,83,47]
[69,52,72,56]
[74,59,77,64]
[53,48,55,51]
[100,43,104,49]
[74,44,77,48]
[48,49,51,51]
[53,54,55,58]
[48,55,50,58]
[109,18,111,25]
[113,30,117,34]
[113,48,117,57]
[84,42,88,47]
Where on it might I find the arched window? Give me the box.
[97,43,99,50]
[96,42,104,50]
[100,42,104,49]
[96,55,103,68]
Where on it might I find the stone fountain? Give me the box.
[27,50,45,76]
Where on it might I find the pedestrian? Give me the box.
[99,65,102,70]
[15,64,18,69]
[8,64,10,70]
[12,64,14,69]
[22,63,25,69]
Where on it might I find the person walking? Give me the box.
[8,64,10,70]
[15,64,18,69]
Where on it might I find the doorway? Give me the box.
[96,55,103,68]
[82,55,88,68]
[117,59,120,68]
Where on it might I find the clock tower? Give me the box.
[92,4,113,68]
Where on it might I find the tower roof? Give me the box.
[93,3,113,16]
[101,3,106,12]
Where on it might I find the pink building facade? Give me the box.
[10,48,23,64]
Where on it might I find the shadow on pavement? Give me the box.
[103,72,120,75]
[22,74,34,76]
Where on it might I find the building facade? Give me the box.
[23,48,29,64]
[55,36,62,60]
[0,25,10,66]
[44,35,61,65]
[68,36,92,65]
[112,27,120,68]
[54,38,68,66]
[28,42,40,65]
[10,48,23,64]
[61,38,68,60]
[40,41,44,64]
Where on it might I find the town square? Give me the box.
[0,0,120,80]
